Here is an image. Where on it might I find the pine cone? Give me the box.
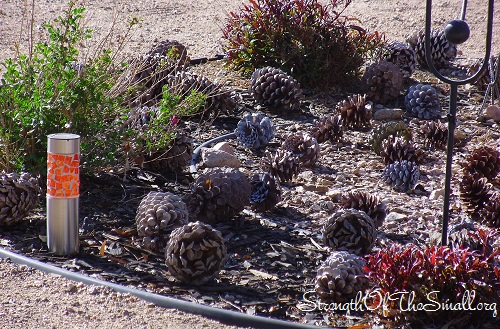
[374,40,416,79]
[461,146,500,181]
[322,209,377,255]
[361,61,404,105]
[419,120,448,149]
[467,56,499,92]
[370,121,413,155]
[261,149,301,183]
[310,114,344,144]
[380,135,424,165]
[249,173,281,212]
[335,94,372,129]
[339,191,387,228]
[135,191,189,252]
[406,29,457,68]
[448,226,495,256]
[184,167,251,224]
[165,221,228,285]
[250,66,303,108]
[0,172,40,226]
[142,133,193,174]
[234,113,275,149]
[315,251,369,302]
[382,160,420,192]
[282,131,320,167]
[459,171,491,213]
[405,84,441,120]
[478,192,500,228]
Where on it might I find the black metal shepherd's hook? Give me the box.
[425,0,495,246]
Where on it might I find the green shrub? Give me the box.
[222,0,384,88]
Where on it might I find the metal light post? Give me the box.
[424,0,495,246]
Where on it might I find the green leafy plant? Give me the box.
[222,0,384,88]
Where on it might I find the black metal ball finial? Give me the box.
[444,19,470,44]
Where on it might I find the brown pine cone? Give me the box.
[478,192,500,228]
[339,191,387,228]
[335,94,372,129]
[310,114,344,144]
[282,131,320,167]
[380,135,424,165]
[261,149,301,183]
[461,146,500,181]
[419,121,448,149]
[459,171,491,213]
[361,61,404,105]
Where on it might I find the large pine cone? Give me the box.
[380,135,424,165]
[261,149,301,183]
[370,121,413,155]
[249,173,281,213]
[234,112,275,149]
[322,209,377,255]
[459,171,491,213]
[250,66,303,108]
[405,84,441,120]
[419,120,448,149]
[382,160,420,192]
[0,172,40,226]
[406,29,457,68]
[135,191,189,252]
[478,192,500,228]
[361,61,404,105]
[339,191,387,228]
[374,40,416,79]
[461,146,500,181]
[315,251,369,302]
[467,56,499,91]
[310,114,344,144]
[165,221,228,285]
[142,133,193,174]
[184,167,251,224]
[335,94,372,129]
[282,131,320,167]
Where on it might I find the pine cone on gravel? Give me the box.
[374,40,416,79]
[249,173,281,213]
[380,135,424,165]
[135,191,189,252]
[406,29,457,68]
[478,193,500,228]
[370,121,413,155]
[165,221,228,285]
[0,172,40,226]
[461,146,500,181]
[405,84,441,120]
[282,131,320,167]
[382,160,420,192]
[361,61,404,105]
[339,191,387,228]
[335,94,372,129]
[261,149,301,183]
[322,209,377,255]
[459,171,491,213]
[250,66,303,108]
[234,112,275,149]
[467,56,499,91]
[315,251,369,302]
[419,120,448,149]
[310,114,344,144]
[184,167,251,224]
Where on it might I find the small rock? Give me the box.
[484,105,500,122]
[385,212,407,222]
[201,148,241,168]
[429,188,445,200]
[373,108,403,121]
[213,141,235,155]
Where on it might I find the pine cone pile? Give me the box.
[361,61,404,105]
[249,173,281,213]
[142,132,193,174]
[370,121,413,155]
[461,146,500,181]
[261,149,301,183]
[406,29,457,68]
[315,251,369,302]
[459,171,491,214]
[234,112,275,149]
[339,191,387,228]
[0,172,40,226]
[250,66,303,108]
[467,56,499,91]
[374,40,416,79]
[165,221,228,285]
[282,131,320,167]
[382,160,420,192]
[310,114,344,144]
[419,120,448,149]
[380,135,424,165]
[184,167,251,224]
[335,94,372,129]
[322,209,377,255]
[135,191,189,252]
[405,84,441,119]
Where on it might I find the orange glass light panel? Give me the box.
[47,152,80,198]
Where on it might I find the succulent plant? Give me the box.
[249,172,281,212]
[310,114,344,144]
[250,66,303,108]
[380,135,424,165]
[369,121,413,155]
[361,60,404,105]
[184,167,251,224]
[135,191,189,252]
[406,28,457,68]
[315,251,369,302]
[335,94,372,129]
[461,146,500,181]
[339,191,387,228]
[459,171,491,214]
[405,84,441,120]
[165,221,228,285]
[322,209,377,255]
[234,112,275,149]
[0,172,40,226]
[281,131,320,167]
[382,160,420,192]
[374,40,416,79]
[419,120,448,149]
[261,149,301,183]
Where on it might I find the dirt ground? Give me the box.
[0,0,500,328]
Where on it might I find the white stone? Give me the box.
[201,148,240,168]
[213,141,235,155]
[429,188,445,200]
[373,108,403,121]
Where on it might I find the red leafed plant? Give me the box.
[221,0,384,88]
